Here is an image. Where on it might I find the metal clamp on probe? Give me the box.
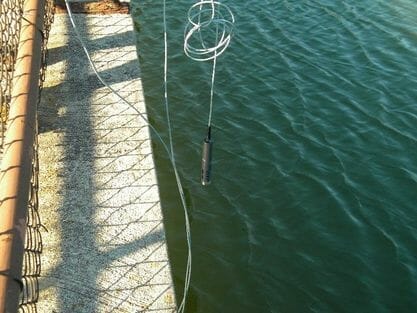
[201,126,213,185]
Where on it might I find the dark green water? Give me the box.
[131,1,417,312]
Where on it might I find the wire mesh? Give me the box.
[20,1,55,311]
[1,0,54,311]
[0,0,24,158]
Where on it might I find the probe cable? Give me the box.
[183,0,234,185]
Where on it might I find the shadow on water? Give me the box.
[131,1,417,313]
[38,13,176,312]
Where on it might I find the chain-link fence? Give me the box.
[0,0,54,311]
[0,0,24,157]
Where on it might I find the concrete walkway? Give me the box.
[37,9,176,313]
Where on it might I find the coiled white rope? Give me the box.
[184,0,234,127]
[184,1,234,62]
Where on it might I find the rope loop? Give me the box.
[184,1,234,62]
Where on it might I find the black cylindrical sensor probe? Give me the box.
[201,127,213,185]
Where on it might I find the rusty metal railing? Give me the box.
[0,0,54,312]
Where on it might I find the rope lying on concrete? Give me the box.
[65,0,192,311]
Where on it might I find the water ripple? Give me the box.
[133,0,417,311]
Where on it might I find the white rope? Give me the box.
[163,1,192,312]
[64,1,192,312]
[183,0,234,127]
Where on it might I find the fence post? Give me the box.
[0,0,45,311]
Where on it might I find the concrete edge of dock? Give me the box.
[37,1,178,312]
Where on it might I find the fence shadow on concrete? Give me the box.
[38,13,176,313]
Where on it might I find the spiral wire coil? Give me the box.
[184,0,234,127]
[184,1,234,62]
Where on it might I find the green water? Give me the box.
[131,1,417,312]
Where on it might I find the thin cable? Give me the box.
[183,0,234,127]
[163,1,192,312]
[64,1,192,312]
[163,0,174,159]
[208,55,216,127]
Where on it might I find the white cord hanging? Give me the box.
[183,1,235,186]
[66,0,233,310]
[184,0,234,128]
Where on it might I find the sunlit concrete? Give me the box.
[37,10,176,313]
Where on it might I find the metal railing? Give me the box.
[0,0,54,312]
